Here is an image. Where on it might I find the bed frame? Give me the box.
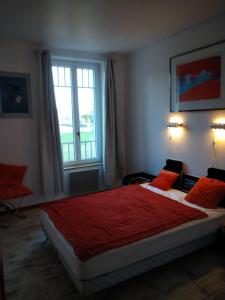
[41,166,225,296]
[43,226,218,296]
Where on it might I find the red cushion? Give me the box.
[149,170,180,191]
[0,177,20,187]
[0,163,27,183]
[0,185,33,201]
[185,176,225,209]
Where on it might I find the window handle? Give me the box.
[77,131,80,141]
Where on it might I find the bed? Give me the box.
[40,167,225,296]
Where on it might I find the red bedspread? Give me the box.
[43,185,207,261]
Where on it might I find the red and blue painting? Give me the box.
[177,56,221,102]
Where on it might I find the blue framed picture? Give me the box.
[0,72,31,117]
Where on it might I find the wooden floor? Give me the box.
[1,209,225,300]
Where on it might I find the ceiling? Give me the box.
[0,0,225,53]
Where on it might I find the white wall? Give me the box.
[0,42,42,206]
[127,13,225,177]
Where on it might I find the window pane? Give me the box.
[77,87,97,160]
[65,68,71,87]
[89,70,94,88]
[52,62,100,166]
[52,66,58,86]
[82,69,89,87]
[77,68,82,87]
[54,85,76,162]
[58,67,65,86]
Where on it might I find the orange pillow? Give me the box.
[0,163,27,183]
[149,170,180,191]
[185,176,225,209]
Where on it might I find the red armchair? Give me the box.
[0,163,33,222]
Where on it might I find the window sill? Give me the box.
[64,162,103,171]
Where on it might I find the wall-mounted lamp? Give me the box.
[167,122,184,140]
[210,121,225,168]
[210,123,225,130]
[167,122,183,128]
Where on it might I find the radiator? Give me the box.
[70,168,100,195]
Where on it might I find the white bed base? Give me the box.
[42,226,218,296]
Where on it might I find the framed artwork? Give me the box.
[170,40,225,112]
[0,72,31,117]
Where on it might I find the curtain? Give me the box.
[38,50,65,196]
[103,56,125,186]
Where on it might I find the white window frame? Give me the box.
[52,59,103,168]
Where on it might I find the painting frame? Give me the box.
[0,71,32,118]
[170,40,225,112]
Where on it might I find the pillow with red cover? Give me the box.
[0,163,27,183]
[0,177,20,187]
[149,170,180,191]
[185,176,225,209]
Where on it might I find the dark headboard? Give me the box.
[179,174,199,192]
[163,159,183,188]
[207,167,225,182]
[179,167,225,199]
[163,159,183,174]
[207,167,225,207]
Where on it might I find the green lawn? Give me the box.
[60,131,94,143]
[60,131,96,162]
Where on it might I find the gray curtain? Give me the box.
[103,57,124,186]
[38,50,65,196]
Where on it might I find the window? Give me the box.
[52,60,102,166]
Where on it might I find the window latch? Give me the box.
[77,131,80,141]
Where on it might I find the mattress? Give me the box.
[40,184,225,281]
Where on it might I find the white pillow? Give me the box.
[140,183,186,202]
